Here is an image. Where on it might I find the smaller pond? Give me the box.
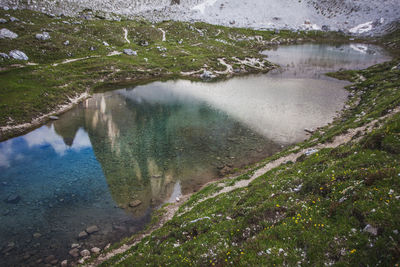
[0,43,391,266]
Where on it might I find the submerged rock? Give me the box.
[44,255,56,264]
[129,199,142,207]
[5,194,20,204]
[69,248,79,257]
[86,225,99,234]
[78,231,88,239]
[0,28,18,39]
[33,232,42,238]
[35,32,51,41]
[9,50,28,60]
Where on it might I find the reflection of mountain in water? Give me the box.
[52,88,280,218]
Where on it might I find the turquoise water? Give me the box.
[0,44,390,266]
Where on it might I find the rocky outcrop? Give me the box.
[1,0,399,35]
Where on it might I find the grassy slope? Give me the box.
[97,56,400,265]
[0,9,349,141]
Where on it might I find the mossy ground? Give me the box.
[93,57,400,266]
[0,9,350,141]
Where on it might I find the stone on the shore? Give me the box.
[49,115,59,120]
[0,18,7,23]
[9,50,28,60]
[5,194,20,204]
[71,243,80,248]
[63,40,70,46]
[91,247,101,254]
[10,17,19,22]
[61,260,68,267]
[78,231,88,239]
[69,248,79,257]
[86,225,99,234]
[80,249,90,257]
[129,199,142,207]
[103,41,109,46]
[200,70,215,80]
[0,28,18,39]
[123,49,137,56]
[35,32,51,41]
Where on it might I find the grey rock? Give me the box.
[9,17,19,22]
[78,231,88,239]
[102,41,109,46]
[63,40,70,46]
[139,40,148,46]
[0,52,10,59]
[9,50,29,61]
[304,148,318,156]
[69,248,79,257]
[71,243,80,248]
[0,28,18,39]
[123,49,137,56]
[49,115,59,120]
[89,46,96,51]
[85,225,99,234]
[129,199,142,207]
[80,249,90,257]
[61,260,68,267]
[90,247,100,254]
[5,194,20,204]
[363,224,378,236]
[35,32,51,41]
[200,70,215,80]
[321,25,330,31]
[0,18,7,23]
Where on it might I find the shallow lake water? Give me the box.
[0,43,391,266]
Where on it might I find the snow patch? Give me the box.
[192,0,218,14]
[349,21,373,34]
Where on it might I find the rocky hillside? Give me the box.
[1,0,399,35]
